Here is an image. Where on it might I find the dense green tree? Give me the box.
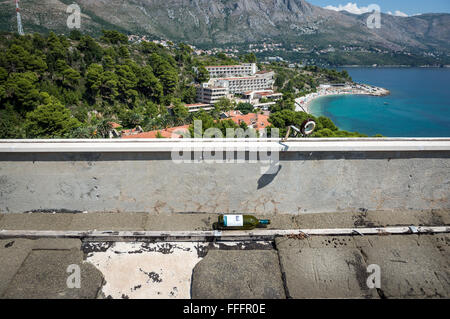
[24,95,81,138]
[316,116,338,132]
[121,111,143,128]
[118,45,130,59]
[61,67,81,88]
[171,99,189,125]
[77,35,103,65]
[101,30,128,45]
[241,53,257,63]
[181,85,197,104]
[69,30,82,41]
[102,55,115,71]
[149,53,179,95]
[0,105,24,138]
[215,98,233,113]
[116,64,138,103]
[138,65,163,102]
[3,72,42,112]
[189,111,216,137]
[100,70,120,102]
[270,93,295,113]
[195,66,209,83]
[4,44,47,74]
[236,102,254,115]
[85,64,104,97]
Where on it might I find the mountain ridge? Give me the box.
[0,0,449,55]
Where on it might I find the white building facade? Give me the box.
[214,71,275,94]
[205,63,257,78]
[196,84,229,104]
[196,64,275,104]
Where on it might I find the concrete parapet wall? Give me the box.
[0,139,449,214]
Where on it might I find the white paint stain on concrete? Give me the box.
[85,242,207,299]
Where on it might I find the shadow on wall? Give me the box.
[257,165,282,190]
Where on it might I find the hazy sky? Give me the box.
[308,0,450,16]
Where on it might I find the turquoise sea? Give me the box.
[309,68,450,137]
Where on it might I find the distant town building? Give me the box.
[267,56,284,62]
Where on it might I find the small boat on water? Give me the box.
[384,102,389,105]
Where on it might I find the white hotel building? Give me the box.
[205,63,257,78]
[197,64,275,104]
[214,71,275,95]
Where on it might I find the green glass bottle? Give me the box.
[216,214,271,230]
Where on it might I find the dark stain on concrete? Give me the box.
[122,242,192,255]
[23,209,84,214]
[139,268,163,283]
[353,210,376,228]
[429,210,445,226]
[82,242,115,256]
[319,237,353,248]
[346,251,372,298]
[132,285,142,291]
[4,240,14,248]
[194,243,209,258]
[169,287,178,296]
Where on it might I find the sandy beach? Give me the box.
[295,84,390,114]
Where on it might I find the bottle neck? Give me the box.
[258,219,270,225]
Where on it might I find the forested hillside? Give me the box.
[0,30,369,139]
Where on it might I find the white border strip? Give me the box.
[0,226,448,241]
[0,138,449,153]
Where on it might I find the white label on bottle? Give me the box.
[224,215,243,227]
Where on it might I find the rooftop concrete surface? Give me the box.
[2,250,104,299]
[0,210,448,299]
[0,210,448,231]
[275,234,449,299]
[0,238,98,298]
[191,250,286,299]
[0,239,35,297]
[360,235,449,298]
[0,213,74,230]
[0,233,448,299]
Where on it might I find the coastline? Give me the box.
[337,65,450,68]
[295,83,390,115]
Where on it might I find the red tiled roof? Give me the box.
[228,113,270,131]
[122,125,190,139]
[121,128,142,135]
[109,122,122,129]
